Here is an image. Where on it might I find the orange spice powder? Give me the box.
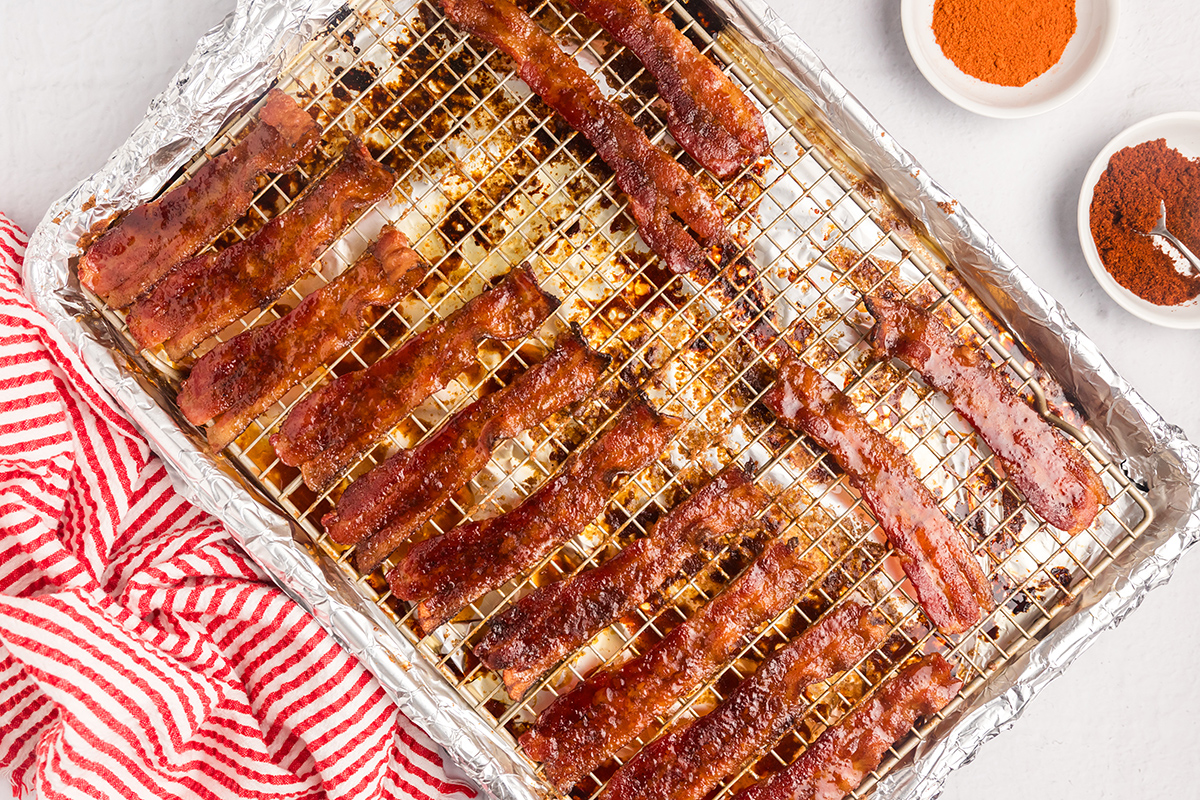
[932,0,1077,87]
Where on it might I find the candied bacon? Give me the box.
[333,331,610,573]
[476,463,768,700]
[438,0,729,274]
[866,296,1109,534]
[520,535,819,791]
[567,0,769,179]
[178,226,426,450]
[80,89,320,308]
[764,355,993,635]
[126,137,395,360]
[732,654,961,800]
[387,398,682,634]
[272,264,557,491]
[600,602,887,800]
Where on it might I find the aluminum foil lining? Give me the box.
[21,1,1200,799]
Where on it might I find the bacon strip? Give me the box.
[177,226,426,451]
[80,90,320,308]
[732,653,961,800]
[336,332,610,573]
[439,0,729,274]
[600,602,888,800]
[566,0,768,179]
[866,296,1109,534]
[764,356,992,635]
[520,535,819,791]
[388,399,681,634]
[272,264,557,491]
[127,138,395,360]
[476,463,768,700]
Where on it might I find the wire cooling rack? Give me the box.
[79,1,1153,797]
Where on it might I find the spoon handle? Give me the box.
[1153,229,1200,276]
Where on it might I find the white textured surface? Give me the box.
[1,1,1197,797]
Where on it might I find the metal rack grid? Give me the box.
[81,1,1154,798]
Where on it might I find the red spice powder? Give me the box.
[1089,139,1200,306]
[932,0,1077,87]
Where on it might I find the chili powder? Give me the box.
[1089,139,1200,307]
[932,0,1076,87]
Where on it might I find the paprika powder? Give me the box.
[932,0,1076,87]
[1089,139,1200,306]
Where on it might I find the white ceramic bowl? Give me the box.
[1077,112,1200,329]
[900,0,1119,119]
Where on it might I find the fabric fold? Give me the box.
[0,212,475,800]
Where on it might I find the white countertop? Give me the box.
[2,1,1196,797]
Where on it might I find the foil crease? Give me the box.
[20,1,1200,799]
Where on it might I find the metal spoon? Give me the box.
[1144,199,1200,277]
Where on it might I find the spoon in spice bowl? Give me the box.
[1143,199,1200,277]
[1077,112,1200,329]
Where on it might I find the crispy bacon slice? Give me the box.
[177,226,426,451]
[127,137,395,360]
[732,653,961,800]
[866,296,1109,534]
[476,463,768,700]
[80,89,320,308]
[388,399,682,634]
[335,332,610,573]
[520,535,820,791]
[566,0,768,179]
[439,0,729,274]
[764,356,992,635]
[272,264,557,491]
[599,602,887,800]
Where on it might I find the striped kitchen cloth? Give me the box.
[0,211,475,800]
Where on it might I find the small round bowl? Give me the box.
[900,0,1119,119]
[1077,112,1200,329]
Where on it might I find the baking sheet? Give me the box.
[22,1,1200,799]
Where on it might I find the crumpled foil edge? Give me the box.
[21,1,1200,799]
[713,1,1200,797]
[21,3,542,799]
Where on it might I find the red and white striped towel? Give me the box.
[0,211,476,800]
